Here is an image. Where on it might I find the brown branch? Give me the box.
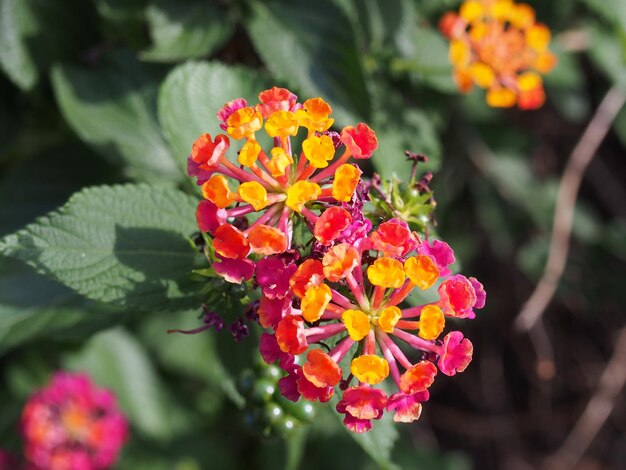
[514,86,626,332]
[545,327,626,470]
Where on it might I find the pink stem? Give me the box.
[329,336,355,363]
[251,164,280,187]
[295,152,308,178]
[401,304,432,318]
[321,310,343,320]
[300,206,318,224]
[331,289,357,310]
[227,204,256,218]
[364,329,376,355]
[245,205,282,232]
[377,330,402,386]
[396,320,420,330]
[371,285,386,310]
[298,164,316,181]
[346,271,370,311]
[278,205,291,234]
[221,158,272,188]
[378,330,414,370]
[306,323,346,343]
[387,280,416,306]
[392,329,439,354]
[311,149,351,183]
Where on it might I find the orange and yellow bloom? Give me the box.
[188,87,378,284]
[259,219,484,431]
[440,0,556,109]
[186,87,486,434]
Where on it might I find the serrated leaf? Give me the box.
[330,395,401,470]
[0,257,122,355]
[0,0,97,90]
[142,0,234,62]
[0,0,38,90]
[246,0,371,125]
[95,0,149,49]
[0,143,119,237]
[158,61,268,171]
[51,52,182,183]
[64,327,192,440]
[0,184,201,312]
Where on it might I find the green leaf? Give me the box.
[285,428,308,470]
[339,0,405,54]
[51,52,182,183]
[393,26,456,94]
[474,150,602,243]
[587,24,626,90]
[158,61,268,171]
[142,0,234,62]
[373,108,441,178]
[0,0,97,90]
[0,184,201,312]
[140,310,244,407]
[330,395,400,470]
[94,0,148,49]
[582,0,626,32]
[0,143,119,237]
[0,0,39,90]
[0,257,122,355]
[348,414,400,470]
[246,0,371,125]
[64,327,193,440]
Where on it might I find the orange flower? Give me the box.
[189,87,379,283]
[440,0,556,109]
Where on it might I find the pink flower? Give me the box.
[217,98,248,130]
[296,372,334,403]
[20,371,128,470]
[196,200,226,234]
[340,123,378,159]
[336,386,387,432]
[256,87,299,118]
[341,414,373,433]
[258,296,291,329]
[470,277,486,309]
[255,256,297,299]
[418,239,455,277]
[370,219,416,257]
[278,370,300,402]
[260,333,294,371]
[0,450,20,469]
[386,390,429,423]
[438,274,479,318]
[213,256,254,284]
[438,331,473,376]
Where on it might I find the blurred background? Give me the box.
[1,0,625,468]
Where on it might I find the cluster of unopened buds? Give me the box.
[186,87,485,433]
[439,0,556,109]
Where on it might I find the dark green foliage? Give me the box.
[0,0,625,468]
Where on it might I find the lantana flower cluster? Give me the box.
[187,87,485,433]
[20,372,128,470]
[439,0,556,109]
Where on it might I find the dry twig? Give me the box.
[515,86,626,332]
[545,327,626,470]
